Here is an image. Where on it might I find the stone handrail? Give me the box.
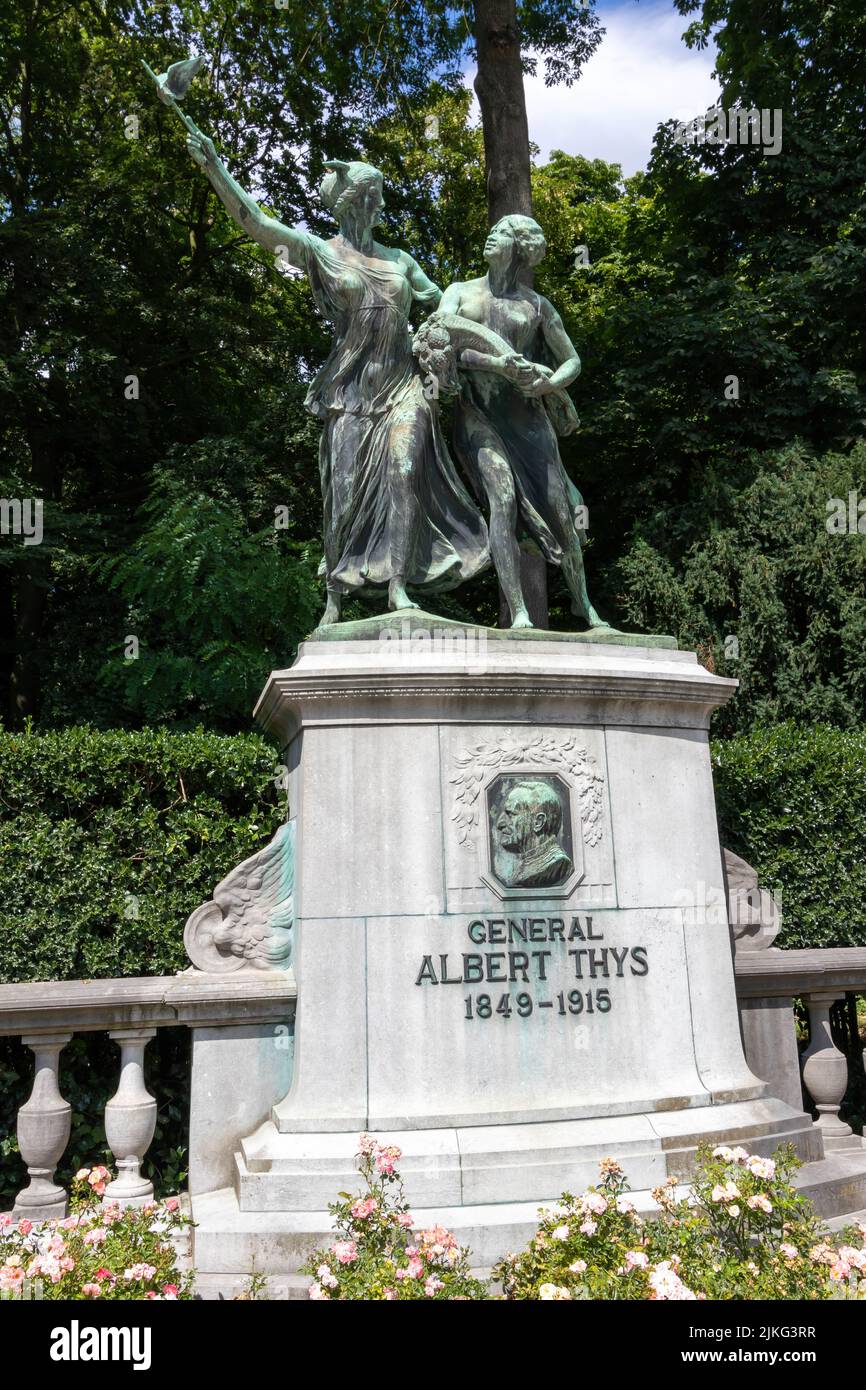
[0,971,296,1219]
[735,947,866,997]
[734,948,866,1156]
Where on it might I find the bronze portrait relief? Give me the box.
[487,774,573,889]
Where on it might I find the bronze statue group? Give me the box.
[186,137,605,632]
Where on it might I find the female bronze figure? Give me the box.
[184,137,488,626]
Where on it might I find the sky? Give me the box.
[471,0,721,176]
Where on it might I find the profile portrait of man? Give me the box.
[493,779,572,888]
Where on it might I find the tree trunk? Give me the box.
[473,0,549,626]
[472,0,534,224]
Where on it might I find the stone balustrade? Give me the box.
[735,948,866,1154]
[0,973,296,1219]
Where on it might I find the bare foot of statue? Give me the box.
[511,607,534,629]
[388,579,420,612]
[319,592,342,626]
[574,602,610,629]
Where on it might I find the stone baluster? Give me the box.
[801,991,863,1152]
[103,1028,158,1206]
[14,1033,72,1219]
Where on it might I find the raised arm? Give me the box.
[187,133,309,270]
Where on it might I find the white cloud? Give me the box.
[468,0,720,176]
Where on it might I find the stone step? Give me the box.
[793,1153,866,1220]
[234,1100,820,1215]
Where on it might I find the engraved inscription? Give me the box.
[414,915,649,1022]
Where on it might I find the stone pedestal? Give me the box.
[191,618,819,1283]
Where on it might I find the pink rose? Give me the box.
[164,1197,179,1213]
[17,1219,33,1235]
[332,1240,358,1265]
[374,1144,402,1175]
[350,1197,378,1220]
[397,1213,414,1228]
[82,1283,102,1298]
[747,1194,773,1214]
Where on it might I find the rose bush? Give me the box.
[301,1136,487,1300]
[0,1167,193,1300]
[494,1145,866,1301]
[303,1139,866,1301]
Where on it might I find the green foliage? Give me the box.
[528,96,866,693]
[0,725,283,981]
[614,442,866,734]
[712,724,866,949]
[101,468,320,727]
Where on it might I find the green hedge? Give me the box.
[712,723,866,950]
[1,723,864,1206]
[0,725,283,983]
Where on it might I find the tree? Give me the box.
[472,0,601,224]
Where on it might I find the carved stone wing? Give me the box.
[183,821,295,974]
